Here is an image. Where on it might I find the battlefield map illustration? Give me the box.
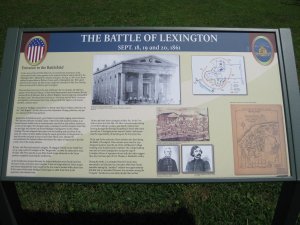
[231,104,288,175]
[157,107,209,141]
[192,56,247,95]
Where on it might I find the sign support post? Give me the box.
[272,181,300,225]
[0,181,20,225]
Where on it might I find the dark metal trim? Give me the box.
[0,28,20,180]
[279,28,300,180]
[0,175,294,183]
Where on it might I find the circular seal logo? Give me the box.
[25,36,48,66]
[252,36,274,66]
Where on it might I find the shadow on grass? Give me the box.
[20,208,195,225]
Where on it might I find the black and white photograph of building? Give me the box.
[92,54,180,105]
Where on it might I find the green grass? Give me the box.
[16,182,282,225]
[1,0,300,224]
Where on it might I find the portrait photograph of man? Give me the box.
[157,145,179,173]
[182,145,214,173]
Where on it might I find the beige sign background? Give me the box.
[5,50,290,179]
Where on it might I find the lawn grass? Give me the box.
[16,182,282,225]
[1,0,300,224]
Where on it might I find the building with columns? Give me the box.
[92,55,179,105]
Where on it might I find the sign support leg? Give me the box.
[0,181,22,225]
[272,181,300,225]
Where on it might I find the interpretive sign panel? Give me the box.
[0,28,299,182]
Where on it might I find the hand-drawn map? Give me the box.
[231,104,288,175]
[157,107,209,141]
[192,56,247,95]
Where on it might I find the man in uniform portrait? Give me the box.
[185,145,211,172]
[157,146,179,173]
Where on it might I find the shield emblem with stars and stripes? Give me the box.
[25,36,47,66]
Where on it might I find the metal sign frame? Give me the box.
[0,27,299,183]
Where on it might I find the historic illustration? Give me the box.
[231,104,288,175]
[192,56,247,95]
[92,54,180,105]
[157,107,209,141]
[182,145,214,173]
[157,145,179,173]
